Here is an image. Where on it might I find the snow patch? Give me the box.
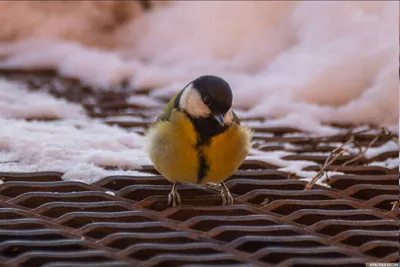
[127,95,165,108]
[0,1,396,134]
[0,78,84,119]
[300,171,346,187]
[363,140,399,159]
[105,191,115,196]
[0,80,151,183]
[369,157,399,169]
[0,118,151,183]
[248,149,317,178]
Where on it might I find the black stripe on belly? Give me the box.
[197,151,209,184]
[188,115,227,184]
[182,111,228,184]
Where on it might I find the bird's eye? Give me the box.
[203,96,210,105]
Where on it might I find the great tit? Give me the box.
[146,75,253,206]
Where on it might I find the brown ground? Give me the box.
[0,71,398,267]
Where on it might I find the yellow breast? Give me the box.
[147,110,199,183]
[200,123,252,184]
[146,110,252,185]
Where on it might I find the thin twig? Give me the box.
[389,201,400,217]
[304,135,354,190]
[260,197,269,207]
[305,150,345,190]
[332,136,354,155]
[305,127,369,147]
[322,172,331,185]
[326,137,356,173]
[341,128,387,167]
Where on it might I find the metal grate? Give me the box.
[0,71,398,267]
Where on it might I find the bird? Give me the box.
[146,75,252,206]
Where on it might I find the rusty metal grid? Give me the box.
[0,71,398,267]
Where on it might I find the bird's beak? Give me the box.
[213,113,225,126]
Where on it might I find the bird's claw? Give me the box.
[168,183,181,207]
[220,182,234,205]
[168,191,181,207]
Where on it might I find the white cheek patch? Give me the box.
[179,83,211,118]
[224,108,234,125]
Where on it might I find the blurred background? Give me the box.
[0,1,398,182]
[0,1,397,128]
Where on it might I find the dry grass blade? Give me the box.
[305,127,369,144]
[304,150,345,190]
[390,201,399,211]
[341,128,389,167]
[332,136,355,155]
[260,197,269,206]
[304,136,355,189]
[389,201,400,217]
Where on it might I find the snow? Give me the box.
[251,132,275,138]
[248,139,399,180]
[369,157,399,169]
[105,191,115,196]
[0,117,152,183]
[0,40,132,89]
[300,171,346,187]
[338,139,399,159]
[127,95,164,108]
[247,148,339,181]
[248,149,317,178]
[0,79,152,183]
[363,140,399,159]
[101,116,149,123]
[0,2,398,183]
[283,143,299,151]
[0,1,397,133]
[0,79,84,119]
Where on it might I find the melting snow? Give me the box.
[0,1,398,183]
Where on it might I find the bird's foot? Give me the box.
[220,182,234,205]
[168,183,181,207]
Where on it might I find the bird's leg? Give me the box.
[220,182,234,205]
[168,182,181,207]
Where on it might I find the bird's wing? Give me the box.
[156,90,182,122]
[232,110,241,125]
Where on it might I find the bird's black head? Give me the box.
[178,75,234,128]
[177,75,235,142]
[192,75,233,116]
